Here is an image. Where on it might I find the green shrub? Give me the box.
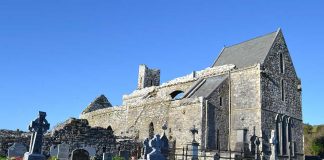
[311,136,324,158]
[112,156,124,160]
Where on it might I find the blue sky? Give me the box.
[0,1,323,131]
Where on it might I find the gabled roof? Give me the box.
[188,75,228,98]
[212,29,280,68]
[82,95,112,114]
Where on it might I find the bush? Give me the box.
[311,136,324,158]
[112,156,124,160]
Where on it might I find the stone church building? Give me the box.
[80,29,303,159]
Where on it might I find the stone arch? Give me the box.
[275,114,282,155]
[149,122,154,139]
[288,117,293,156]
[282,116,288,155]
[170,90,184,99]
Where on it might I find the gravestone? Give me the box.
[8,143,27,158]
[160,123,169,158]
[71,149,90,160]
[147,134,165,160]
[143,138,152,159]
[103,152,114,160]
[83,146,96,157]
[49,145,58,157]
[57,143,70,160]
[119,150,130,160]
[23,111,50,160]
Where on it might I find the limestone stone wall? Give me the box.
[205,78,229,150]
[261,31,303,159]
[80,97,204,149]
[229,65,262,150]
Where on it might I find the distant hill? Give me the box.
[304,124,324,157]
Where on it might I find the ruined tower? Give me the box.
[137,64,160,89]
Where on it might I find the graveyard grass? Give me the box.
[0,156,5,160]
[113,156,125,160]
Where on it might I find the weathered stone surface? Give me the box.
[7,143,27,158]
[57,143,69,160]
[49,145,58,157]
[82,95,112,114]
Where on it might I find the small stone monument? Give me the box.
[57,143,70,160]
[49,145,58,157]
[8,143,27,158]
[189,125,199,160]
[254,137,260,160]
[143,138,152,159]
[119,150,130,160]
[71,149,90,160]
[103,152,116,160]
[147,134,165,160]
[269,130,278,160]
[160,122,169,158]
[23,111,50,160]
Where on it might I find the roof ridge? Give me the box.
[224,30,277,49]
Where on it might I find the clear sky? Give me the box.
[0,0,323,131]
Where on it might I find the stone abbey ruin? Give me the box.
[1,29,304,160]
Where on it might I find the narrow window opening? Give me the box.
[280,53,284,73]
[276,115,282,155]
[282,117,288,155]
[149,122,154,139]
[219,97,223,107]
[281,80,285,101]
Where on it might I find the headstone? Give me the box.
[160,123,169,158]
[269,130,278,160]
[120,150,130,160]
[8,143,27,158]
[103,152,116,160]
[83,146,96,157]
[213,153,220,160]
[23,111,50,160]
[143,138,152,159]
[49,145,58,157]
[147,134,165,160]
[71,149,90,160]
[57,143,70,160]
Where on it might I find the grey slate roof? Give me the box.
[189,75,228,98]
[212,30,279,68]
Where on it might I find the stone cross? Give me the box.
[269,130,278,160]
[190,125,198,143]
[23,111,50,160]
[28,111,50,154]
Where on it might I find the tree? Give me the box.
[311,136,324,158]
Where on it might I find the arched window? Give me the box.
[149,122,154,139]
[279,53,284,73]
[275,114,282,155]
[288,118,293,156]
[281,79,285,101]
[282,116,288,155]
[170,90,184,100]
